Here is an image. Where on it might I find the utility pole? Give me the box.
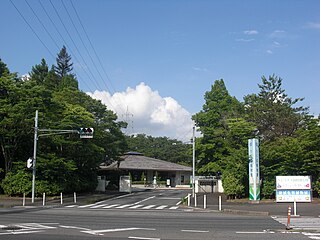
[31,110,38,203]
[30,110,92,203]
[192,124,196,197]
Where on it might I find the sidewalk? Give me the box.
[187,193,320,217]
[0,191,125,209]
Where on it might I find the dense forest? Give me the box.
[0,47,128,196]
[192,77,320,198]
[1,47,319,198]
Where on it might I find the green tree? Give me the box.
[244,75,308,141]
[29,58,49,84]
[54,46,73,79]
[192,79,247,172]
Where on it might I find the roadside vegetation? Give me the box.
[1,48,319,199]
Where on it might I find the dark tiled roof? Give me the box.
[100,153,191,172]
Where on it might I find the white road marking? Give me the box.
[90,204,108,208]
[181,230,209,233]
[158,197,180,200]
[59,225,91,231]
[0,225,7,228]
[176,201,182,205]
[0,230,44,235]
[133,196,156,205]
[103,204,119,208]
[236,231,275,234]
[129,205,144,209]
[169,206,179,210]
[82,227,155,235]
[142,205,156,209]
[78,203,96,208]
[116,204,133,209]
[155,205,167,210]
[65,205,77,208]
[128,236,160,240]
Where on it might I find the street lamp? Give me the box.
[192,124,196,197]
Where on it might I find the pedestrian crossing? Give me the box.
[272,216,320,239]
[272,216,320,231]
[65,203,180,211]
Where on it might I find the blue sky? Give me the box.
[1,0,319,141]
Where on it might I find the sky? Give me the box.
[1,0,319,142]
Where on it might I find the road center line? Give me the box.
[128,236,160,240]
[181,230,209,233]
[82,227,156,235]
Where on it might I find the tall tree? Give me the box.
[29,59,49,84]
[244,75,308,141]
[54,46,73,79]
[192,79,245,169]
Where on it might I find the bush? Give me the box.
[1,170,32,196]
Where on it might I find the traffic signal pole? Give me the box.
[31,110,38,203]
[31,110,92,203]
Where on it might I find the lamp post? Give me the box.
[192,124,196,197]
[31,110,38,203]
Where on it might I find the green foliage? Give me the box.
[244,75,308,141]
[1,170,32,196]
[0,55,127,196]
[261,178,275,199]
[54,45,73,79]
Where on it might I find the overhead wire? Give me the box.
[49,0,104,91]
[38,0,96,92]
[69,0,128,116]
[9,0,55,59]
[24,0,60,52]
[60,0,120,113]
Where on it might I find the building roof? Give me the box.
[100,152,192,172]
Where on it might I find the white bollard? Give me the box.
[60,192,63,205]
[194,194,197,207]
[42,193,46,206]
[23,193,25,206]
[74,192,77,203]
[293,199,297,216]
[219,195,222,211]
[187,194,191,206]
[204,195,207,209]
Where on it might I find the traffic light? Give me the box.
[27,158,33,169]
[79,128,94,139]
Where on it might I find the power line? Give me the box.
[49,0,104,91]
[60,0,118,112]
[24,0,60,52]
[9,0,55,59]
[69,0,127,116]
[38,0,97,92]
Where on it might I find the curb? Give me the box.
[222,208,269,216]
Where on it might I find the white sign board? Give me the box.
[276,176,311,202]
[276,190,311,202]
[276,176,311,190]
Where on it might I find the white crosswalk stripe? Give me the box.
[65,203,179,211]
[272,216,320,239]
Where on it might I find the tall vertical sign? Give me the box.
[248,138,260,201]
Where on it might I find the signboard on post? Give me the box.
[276,176,312,202]
[248,138,260,201]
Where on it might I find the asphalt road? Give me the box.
[0,190,314,240]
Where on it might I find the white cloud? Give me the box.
[305,22,320,29]
[235,38,255,42]
[192,67,209,72]
[269,30,286,38]
[87,82,194,142]
[243,30,259,35]
[266,50,273,54]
